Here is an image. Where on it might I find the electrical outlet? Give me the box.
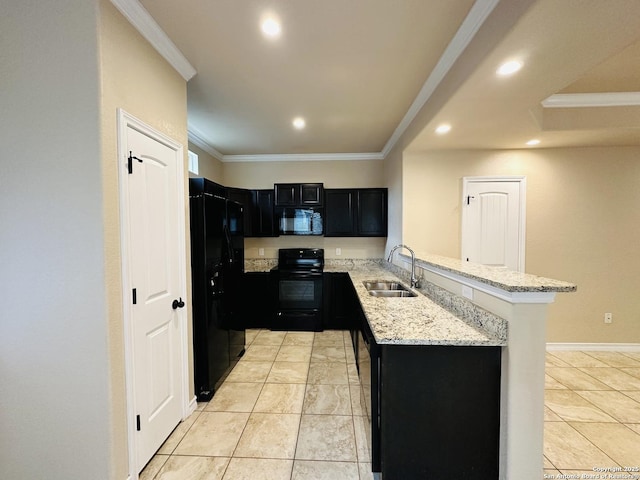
[604,313,613,324]
[258,248,264,256]
[461,285,473,300]
[336,248,342,256]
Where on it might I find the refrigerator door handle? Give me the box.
[223,224,235,264]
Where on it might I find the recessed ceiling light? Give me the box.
[435,124,451,135]
[292,117,305,130]
[526,139,540,146]
[497,60,523,76]
[261,17,281,38]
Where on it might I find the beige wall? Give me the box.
[99,0,189,477]
[223,159,385,189]
[223,159,388,259]
[188,143,223,182]
[1,1,111,478]
[383,144,405,254]
[245,236,387,260]
[403,147,640,344]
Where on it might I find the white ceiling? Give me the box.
[121,0,640,159]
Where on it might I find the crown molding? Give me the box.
[381,0,499,157]
[187,127,224,160]
[110,0,196,81]
[118,0,496,162]
[188,0,497,162]
[187,126,383,162]
[542,92,640,108]
[221,152,385,163]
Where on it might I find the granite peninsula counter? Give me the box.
[246,257,508,346]
[324,262,506,347]
[246,253,577,479]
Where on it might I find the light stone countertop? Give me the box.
[244,258,277,272]
[244,257,507,347]
[410,252,577,293]
[324,263,506,347]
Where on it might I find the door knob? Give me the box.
[172,297,185,310]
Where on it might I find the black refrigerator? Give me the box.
[189,178,246,401]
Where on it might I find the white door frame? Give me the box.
[461,175,527,272]
[117,109,190,479]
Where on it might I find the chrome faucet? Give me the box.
[387,244,419,288]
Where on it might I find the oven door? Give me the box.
[277,272,323,310]
[274,271,323,331]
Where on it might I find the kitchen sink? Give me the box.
[363,280,417,297]
[368,290,417,298]
[363,281,406,291]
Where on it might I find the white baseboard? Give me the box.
[546,342,640,352]
[187,395,198,417]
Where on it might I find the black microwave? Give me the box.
[277,207,323,235]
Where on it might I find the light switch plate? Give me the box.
[336,248,342,256]
[258,248,265,256]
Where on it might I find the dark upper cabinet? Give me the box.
[190,177,227,198]
[324,190,357,235]
[274,183,324,206]
[228,187,277,238]
[357,188,387,236]
[325,188,387,237]
[227,187,253,236]
[301,183,323,205]
[249,189,276,237]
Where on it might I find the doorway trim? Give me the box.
[117,108,190,479]
[461,175,527,272]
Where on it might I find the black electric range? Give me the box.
[270,248,324,331]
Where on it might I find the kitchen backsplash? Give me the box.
[244,237,386,260]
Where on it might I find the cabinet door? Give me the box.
[332,273,357,329]
[323,273,357,330]
[357,189,387,236]
[250,189,275,237]
[274,183,298,206]
[227,187,253,236]
[239,272,274,328]
[381,345,501,478]
[301,183,324,206]
[324,189,357,236]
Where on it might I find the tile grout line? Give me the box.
[289,331,315,479]
[544,350,640,474]
[146,346,638,479]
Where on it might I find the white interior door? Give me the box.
[461,176,526,272]
[119,111,187,474]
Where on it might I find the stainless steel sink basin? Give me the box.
[362,281,406,291]
[368,290,417,298]
[363,280,417,297]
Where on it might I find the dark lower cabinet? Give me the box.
[379,344,501,479]
[239,272,274,328]
[323,273,358,330]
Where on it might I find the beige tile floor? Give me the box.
[141,329,371,480]
[544,350,640,478]
[141,333,640,480]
